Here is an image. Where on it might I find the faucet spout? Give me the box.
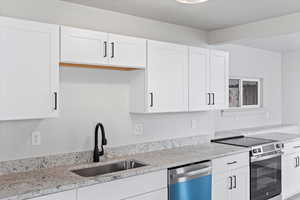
[93,123,107,162]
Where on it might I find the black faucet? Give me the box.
[93,123,107,162]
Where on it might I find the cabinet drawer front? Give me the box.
[284,140,300,154]
[78,170,167,200]
[124,189,168,200]
[212,152,249,174]
[30,190,76,200]
[60,26,108,65]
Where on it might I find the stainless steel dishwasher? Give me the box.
[168,161,212,200]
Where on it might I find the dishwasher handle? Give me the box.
[169,164,211,184]
[183,167,212,177]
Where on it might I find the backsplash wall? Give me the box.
[0,0,282,161]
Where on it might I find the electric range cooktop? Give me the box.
[211,136,277,147]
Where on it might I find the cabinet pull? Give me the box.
[150,92,153,107]
[54,92,58,110]
[212,93,215,105]
[233,175,237,189]
[229,176,233,190]
[297,156,300,168]
[103,41,107,57]
[295,157,298,168]
[227,161,237,165]
[111,42,115,58]
[294,146,300,149]
[208,93,211,105]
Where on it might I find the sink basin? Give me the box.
[71,160,147,177]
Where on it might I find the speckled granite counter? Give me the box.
[215,124,298,139]
[254,132,300,143]
[0,143,248,200]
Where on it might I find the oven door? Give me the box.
[250,154,281,200]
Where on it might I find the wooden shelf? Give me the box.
[60,62,143,71]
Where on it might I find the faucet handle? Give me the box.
[103,138,107,145]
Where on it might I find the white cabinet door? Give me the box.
[124,189,168,200]
[108,34,146,69]
[209,50,229,109]
[230,167,250,200]
[60,26,109,65]
[282,152,300,199]
[189,47,210,111]
[212,172,230,200]
[147,40,188,113]
[0,16,59,120]
[78,170,167,200]
[30,190,76,200]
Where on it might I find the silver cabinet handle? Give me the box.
[111,42,115,58]
[54,92,58,110]
[227,161,237,165]
[294,146,300,149]
[297,156,300,168]
[149,92,153,107]
[208,93,211,105]
[103,41,107,57]
[229,176,233,190]
[233,175,237,189]
[212,93,215,105]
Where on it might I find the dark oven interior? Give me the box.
[250,155,281,200]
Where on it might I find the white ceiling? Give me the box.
[236,32,300,53]
[62,0,300,31]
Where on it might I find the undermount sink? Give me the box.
[71,160,147,177]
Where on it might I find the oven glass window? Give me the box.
[251,156,281,200]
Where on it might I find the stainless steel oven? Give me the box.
[250,144,283,200]
[212,136,284,200]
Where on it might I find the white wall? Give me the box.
[0,0,283,161]
[282,51,300,126]
[0,0,212,162]
[214,44,282,131]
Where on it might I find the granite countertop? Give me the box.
[253,132,300,143]
[0,143,249,200]
[214,124,298,139]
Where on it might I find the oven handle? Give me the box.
[251,152,283,163]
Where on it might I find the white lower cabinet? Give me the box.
[212,153,250,200]
[30,190,76,200]
[282,140,300,199]
[124,189,168,200]
[77,170,167,200]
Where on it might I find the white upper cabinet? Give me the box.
[60,26,108,65]
[147,40,189,113]
[189,47,210,111]
[209,50,229,109]
[0,16,59,121]
[189,48,229,111]
[60,26,146,69]
[108,34,146,69]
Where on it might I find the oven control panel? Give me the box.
[251,143,283,157]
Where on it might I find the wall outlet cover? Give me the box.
[31,131,41,146]
[134,123,144,136]
[191,119,197,129]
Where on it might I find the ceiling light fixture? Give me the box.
[176,0,209,4]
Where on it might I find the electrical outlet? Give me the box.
[134,123,144,136]
[32,131,41,146]
[191,119,197,129]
